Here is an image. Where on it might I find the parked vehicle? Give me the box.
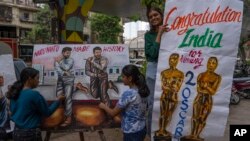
[233,77,250,99]
[230,77,250,105]
[230,84,240,105]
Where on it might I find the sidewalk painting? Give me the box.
[32,44,129,130]
[152,0,243,141]
[0,54,16,133]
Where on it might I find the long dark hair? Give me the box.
[6,67,39,100]
[122,64,150,98]
[146,7,163,32]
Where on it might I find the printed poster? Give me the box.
[152,0,243,141]
[32,44,129,130]
[0,54,16,133]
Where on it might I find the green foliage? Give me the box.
[90,13,123,44]
[246,0,250,6]
[140,0,165,11]
[246,60,250,65]
[139,60,147,76]
[128,14,141,22]
[25,4,54,43]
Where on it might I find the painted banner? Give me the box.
[152,0,243,141]
[0,54,16,133]
[32,44,129,131]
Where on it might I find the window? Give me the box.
[19,45,33,63]
[109,69,113,74]
[51,72,54,76]
[0,6,12,22]
[17,0,25,4]
[27,48,33,55]
[24,13,29,20]
[116,69,119,74]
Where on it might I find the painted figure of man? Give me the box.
[55,47,75,127]
[85,46,118,107]
[182,57,221,141]
[155,53,184,138]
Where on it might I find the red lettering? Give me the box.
[164,6,242,35]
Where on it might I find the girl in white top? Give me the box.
[99,64,150,141]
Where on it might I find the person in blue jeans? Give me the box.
[144,6,169,136]
[99,64,150,141]
[6,67,65,141]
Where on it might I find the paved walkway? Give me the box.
[42,99,250,141]
[221,99,250,141]
[42,128,123,141]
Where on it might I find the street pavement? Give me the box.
[221,98,250,141]
[40,98,250,141]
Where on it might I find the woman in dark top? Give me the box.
[144,7,169,136]
[6,67,64,141]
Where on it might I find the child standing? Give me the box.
[99,64,149,141]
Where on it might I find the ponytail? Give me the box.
[6,80,24,100]
[122,64,150,98]
[6,67,39,100]
[135,74,150,98]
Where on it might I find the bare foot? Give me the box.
[76,82,89,93]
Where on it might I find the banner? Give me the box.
[152,0,243,141]
[0,54,16,133]
[32,44,129,130]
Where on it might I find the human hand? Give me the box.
[63,71,70,76]
[159,24,170,35]
[91,73,97,77]
[99,102,106,109]
[203,83,208,89]
[57,95,65,102]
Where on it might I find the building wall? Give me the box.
[125,30,146,59]
[0,0,38,30]
[0,0,39,60]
